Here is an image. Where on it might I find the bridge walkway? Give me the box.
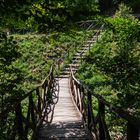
[38,78,92,140]
[37,24,100,140]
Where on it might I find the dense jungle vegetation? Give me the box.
[0,0,140,139]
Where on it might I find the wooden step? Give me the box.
[56,75,70,78]
[83,44,93,47]
[81,46,89,49]
[74,53,82,56]
[72,59,81,64]
[77,49,87,54]
[60,70,70,74]
[78,47,88,50]
[84,40,96,43]
[69,64,79,67]
[64,67,77,72]
[75,51,86,55]
[73,56,81,60]
[80,48,88,52]
[79,48,89,52]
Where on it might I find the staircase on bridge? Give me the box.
[37,32,97,140]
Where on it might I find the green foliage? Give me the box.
[0,25,91,139]
[98,0,113,12]
[25,0,99,31]
[65,0,99,17]
[25,1,67,31]
[0,0,99,31]
[77,4,140,110]
[128,0,140,12]
[0,15,26,29]
[0,1,29,29]
[13,27,89,88]
[114,3,133,17]
[76,4,140,138]
[0,32,23,98]
[0,31,24,139]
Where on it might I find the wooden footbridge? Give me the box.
[1,21,140,140]
[38,77,91,139]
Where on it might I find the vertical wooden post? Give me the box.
[74,82,78,105]
[29,95,36,130]
[80,86,86,119]
[87,91,93,132]
[42,81,46,104]
[36,88,41,114]
[15,103,25,140]
[78,84,82,112]
[24,99,31,139]
[50,68,54,103]
[11,117,17,140]
[127,123,139,140]
[98,101,105,140]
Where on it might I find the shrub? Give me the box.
[0,31,24,139]
[77,4,140,111]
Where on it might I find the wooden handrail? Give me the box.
[71,24,104,68]
[70,68,140,140]
[71,73,140,126]
[0,65,59,139]
[44,21,99,75]
[0,66,54,117]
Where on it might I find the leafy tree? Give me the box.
[77,4,140,111]
[98,0,113,12]
[0,0,99,31]
[128,0,140,12]
[0,0,30,29]
[25,0,99,31]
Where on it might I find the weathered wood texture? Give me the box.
[38,78,91,139]
[52,78,81,122]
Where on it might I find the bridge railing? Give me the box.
[71,24,104,74]
[70,68,140,140]
[0,65,59,140]
[55,20,100,74]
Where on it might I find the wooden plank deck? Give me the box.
[38,78,92,140]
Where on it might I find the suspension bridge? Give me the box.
[1,21,140,140]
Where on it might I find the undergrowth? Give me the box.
[13,27,91,92]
